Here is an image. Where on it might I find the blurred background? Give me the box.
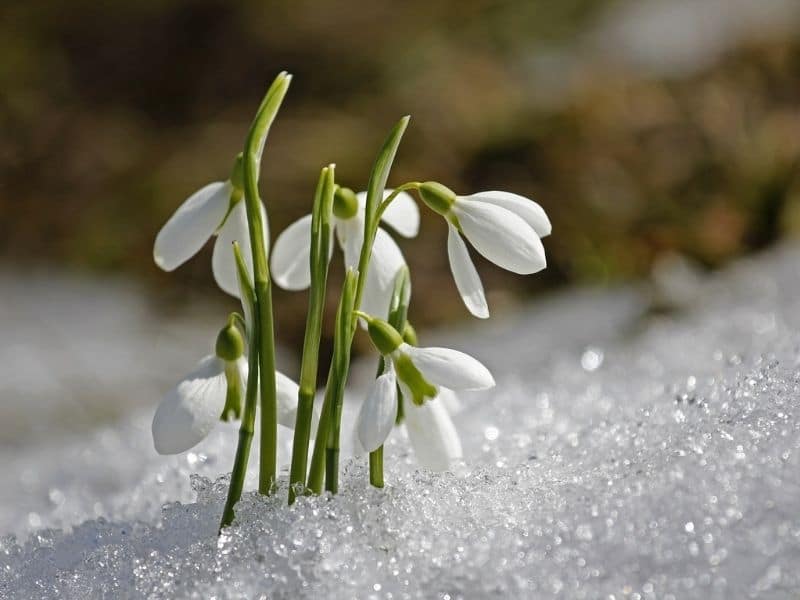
[2,0,800,442]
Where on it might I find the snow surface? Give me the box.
[3,244,800,598]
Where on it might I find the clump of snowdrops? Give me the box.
[150,72,551,530]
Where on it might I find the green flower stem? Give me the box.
[325,283,357,494]
[288,165,335,504]
[327,119,410,492]
[369,448,384,487]
[242,72,291,495]
[307,270,357,494]
[307,116,410,494]
[353,118,410,315]
[219,243,259,531]
[369,266,411,487]
[375,182,421,221]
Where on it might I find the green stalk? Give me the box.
[353,117,410,314]
[307,270,357,494]
[220,243,259,531]
[369,267,411,487]
[241,72,292,494]
[288,165,335,504]
[326,118,411,491]
[307,116,411,494]
[369,448,384,487]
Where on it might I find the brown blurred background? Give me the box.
[2,0,800,356]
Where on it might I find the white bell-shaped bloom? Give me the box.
[426,187,550,319]
[353,364,465,470]
[271,190,418,318]
[355,363,399,452]
[152,355,300,455]
[395,343,495,391]
[152,354,245,455]
[403,392,463,472]
[153,180,268,298]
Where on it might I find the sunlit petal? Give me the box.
[453,200,546,275]
[360,228,407,320]
[404,396,463,471]
[356,366,398,452]
[463,191,551,237]
[335,212,365,270]
[402,344,495,391]
[151,355,227,454]
[212,200,269,297]
[379,190,420,238]
[447,224,489,318]
[271,214,313,290]
[153,181,230,271]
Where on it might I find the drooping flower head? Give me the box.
[271,187,419,319]
[418,182,551,319]
[152,154,268,297]
[354,314,494,466]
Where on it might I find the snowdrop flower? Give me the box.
[152,155,268,297]
[404,390,463,472]
[271,187,419,318]
[355,315,493,461]
[151,322,301,455]
[418,182,551,319]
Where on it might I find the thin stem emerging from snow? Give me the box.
[220,243,259,531]
[369,266,411,487]
[241,72,291,495]
[315,118,409,493]
[307,270,357,494]
[288,165,334,504]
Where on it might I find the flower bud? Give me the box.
[333,186,359,220]
[419,182,456,216]
[230,153,245,190]
[215,323,245,361]
[366,317,404,355]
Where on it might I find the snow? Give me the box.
[3,244,800,598]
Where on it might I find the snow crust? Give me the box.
[3,244,800,598]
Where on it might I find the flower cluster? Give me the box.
[149,72,550,529]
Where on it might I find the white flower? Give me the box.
[151,354,300,455]
[153,180,268,297]
[356,318,494,460]
[356,363,399,453]
[355,366,465,471]
[271,189,419,319]
[404,390,463,472]
[421,184,550,319]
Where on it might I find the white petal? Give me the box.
[275,371,302,430]
[437,387,463,415]
[335,212,364,269]
[453,200,546,275]
[153,181,230,271]
[463,191,551,237]
[212,200,269,297]
[402,344,495,391]
[356,368,398,452]
[271,214,313,290]
[447,225,489,319]
[404,397,462,471]
[360,228,408,319]
[151,355,227,454]
[355,189,419,238]
[380,191,420,238]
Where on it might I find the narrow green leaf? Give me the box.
[363,116,410,234]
